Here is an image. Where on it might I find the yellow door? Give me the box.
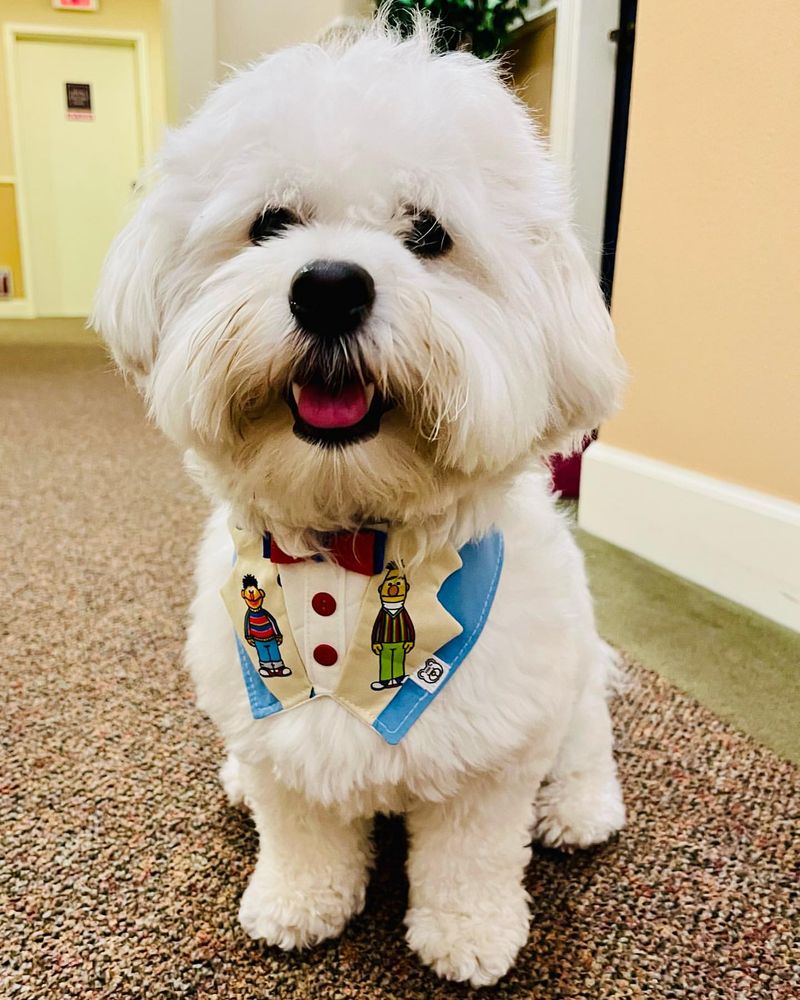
[15,36,143,317]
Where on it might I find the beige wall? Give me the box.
[163,0,216,122]
[162,0,374,123]
[215,0,372,71]
[605,0,800,503]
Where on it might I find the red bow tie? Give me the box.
[263,530,387,577]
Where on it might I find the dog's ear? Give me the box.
[91,186,177,382]
[536,226,626,453]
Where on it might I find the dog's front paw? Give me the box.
[405,893,530,988]
[238,865,367,950]
[535,771,625,850]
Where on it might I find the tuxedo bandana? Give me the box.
[221,521,504,744]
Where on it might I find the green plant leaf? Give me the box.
[382,0,532,59]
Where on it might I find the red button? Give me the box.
[311,592,337,617]
[313,644,338,666]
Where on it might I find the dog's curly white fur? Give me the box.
[93,15,626,988]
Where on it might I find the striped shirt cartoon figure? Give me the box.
[370,563,415,691]
[241,574,291,678]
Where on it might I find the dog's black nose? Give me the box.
[289,260,375,337]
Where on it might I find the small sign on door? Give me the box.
[66,82,94,121]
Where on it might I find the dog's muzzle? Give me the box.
[286,259,389,447]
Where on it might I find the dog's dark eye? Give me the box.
[249,207,298,245]
[405,211,452,258]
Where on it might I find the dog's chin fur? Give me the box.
[185,411,532,563]
[93,13,627,988]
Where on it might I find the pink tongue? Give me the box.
[297,381,369,429]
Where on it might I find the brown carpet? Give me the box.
[2,347,798,999]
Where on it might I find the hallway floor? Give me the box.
[575,513,799,764]
[2,345,798,999]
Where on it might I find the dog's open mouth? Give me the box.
[287,377,387,446]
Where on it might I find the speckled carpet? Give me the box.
[2,347,798,999]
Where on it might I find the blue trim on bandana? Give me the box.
[235,635,284,719]
[372,531,504,745]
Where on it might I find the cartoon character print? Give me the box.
[370,563,415,691]
[240,573,291,677]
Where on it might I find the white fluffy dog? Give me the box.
[94,16,626,988]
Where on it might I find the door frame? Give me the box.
[519,0,619,277]
[599,0,637,303]
[1,23,152,318]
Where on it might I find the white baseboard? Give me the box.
[578,443,800,632]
